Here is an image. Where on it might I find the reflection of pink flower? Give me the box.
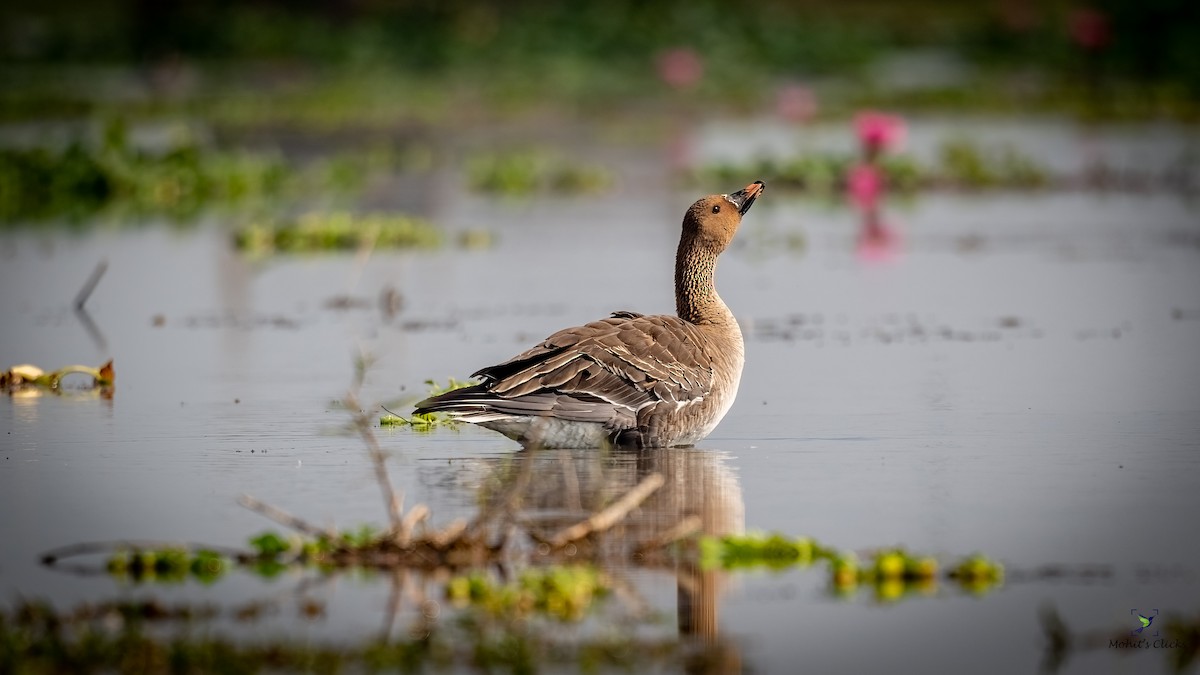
[1069,8,1111,51]
[775,84,818,123]
[847,163,883,208]
[854,111,906,153]
[857,208,901,263]
[656,48,704,90]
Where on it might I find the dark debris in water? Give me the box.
[1040,605,1200,674]
[749,312,1048,346]
[171,312,305,331]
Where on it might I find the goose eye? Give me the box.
[711,205,721,214]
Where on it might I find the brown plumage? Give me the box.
[415,180,764,448]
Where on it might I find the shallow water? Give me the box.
[3,124,1200,672]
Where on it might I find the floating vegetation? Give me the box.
[0,122,289,222]
[446,566,610,622]
[381,377,476,429]
[0,120,411,224]
[466,150,613,196]
[695,138,1057,195]
[233,211,442,255]
[0,595,689,675]
[1,360,113,394]
[104,547,226,585]
[700,532,830,570]
[700,533,1004,602]
[948,553,1006,593]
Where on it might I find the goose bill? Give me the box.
[726,180,765,215]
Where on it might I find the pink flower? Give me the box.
[656,48,704,90]
[1068,8,1111,51]
[854,111,906,153]
[846,163,884,208]
[775,84,818,124]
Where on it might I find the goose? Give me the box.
[414,180,764,448]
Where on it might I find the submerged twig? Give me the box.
[542,472,665,549]
[40,539,245,565]
[237,494,337,540]
[74,260,107,310]
[345,389,405,534]
[468,447,537,539]
[397,504,429,548]
[634,515,703,557]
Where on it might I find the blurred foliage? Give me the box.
[106,548,226,585]
[233,211,442,255]
[466,150,613,196]
[701,533,1005,603]
[0,1,884,76]
[0,121,287,222]
[446,566,610,622]
[0,119,289,222]
[0,596,684,674]
[0,0,1196,118]
[0,120,411,224]
[697,138,1053,194]
[700,532,831,570]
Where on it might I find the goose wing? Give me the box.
[416,313,715,430]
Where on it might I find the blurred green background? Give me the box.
[2,0,1197,226]
[2,0,1197,123]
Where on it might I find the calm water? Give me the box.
[2,122,1200,673]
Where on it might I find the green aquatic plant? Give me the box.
[948,553,1005,595]
[105,547,226,585]
[0,594,690,675]
[701,533,1005,603]
[700,532,833,570]
[694,139,1052,196]
[381,377,476,429]
[234,211,442,255]
[832,549,1004,602]
[446,566,611,622]
[0,120,415,224]
[0,122,290,222]
[465,150,612,196]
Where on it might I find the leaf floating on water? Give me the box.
[97,359,115,385]
[1,364,46,387]
[2,360,115,394]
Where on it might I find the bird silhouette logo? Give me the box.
[1131,609,1159,636]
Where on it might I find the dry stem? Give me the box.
[542,472,665,548]
[237,494,337,540]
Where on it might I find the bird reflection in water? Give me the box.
[848,111,905,262]
[479,446,745,670]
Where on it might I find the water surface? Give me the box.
[2,130,1199,672]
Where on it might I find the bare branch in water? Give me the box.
[541,472,665,549]
[634,515,702,557]
[74,260,107,310]
[40,539,246,565]
[344,389,405,534]
[237,494,337,540]
[397,504,429,547]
